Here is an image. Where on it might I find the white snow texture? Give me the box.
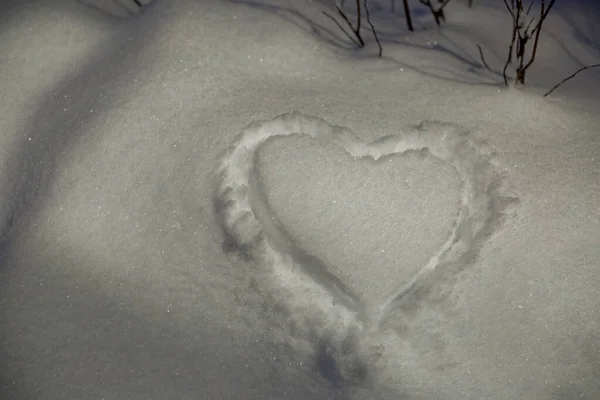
[1,0,599,399]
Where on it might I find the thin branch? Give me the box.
[323,11,362,47]
[335,0,365,46]
[523,0,556,72]
[521,19,542,74]
[529,0,556,36]
[503,14,518,85]
[538,0,557,28]
[528,0,557,35]
[354,0,363,43]
[524,17,535,34]
[336,4,356,34]
[402,0,414,31]
[515,1,523,38]
[543,64,600,97]
[364,0,382,56]
[503,0,515,18]
[525,0,535,14]
[477,44,492,71]
[418,0,452,26]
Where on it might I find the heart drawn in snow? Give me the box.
[256,134,462,318]
[216,112,518,330]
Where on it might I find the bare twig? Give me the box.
[544,64,600,97]
[502,0,515,17]
[502,0,556,85]
[355,0,362,33]
[538,0,556,22]
[526,0,535,14]
[322,11,362,47]
[364,0,382,56]
[322,0,366,48]
[518,0,556,83]
[524,16,535,34]
[352,0,364,45]
[323,0,365,47]
[477,44,492,71]
[418,0,452,25]
[402,0,414,31]
[502,0,519,85]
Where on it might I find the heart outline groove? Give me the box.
[215,111,519,337]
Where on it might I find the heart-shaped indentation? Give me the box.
[216,112,518,331]
[255,134,462,317]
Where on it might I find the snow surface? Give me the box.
[0,0,599,399]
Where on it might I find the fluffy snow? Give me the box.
[0,0,599,399]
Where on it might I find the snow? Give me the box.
[0,0,599,399]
